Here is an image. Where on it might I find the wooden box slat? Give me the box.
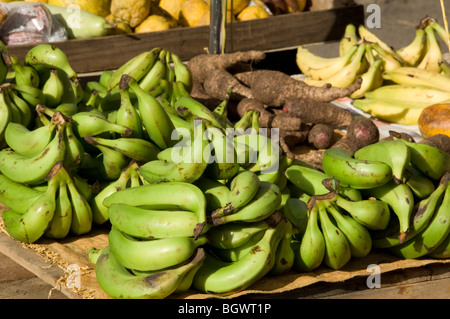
[5,5,365,74]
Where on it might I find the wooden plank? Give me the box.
[0,231,82,299]
[5,5,365,74]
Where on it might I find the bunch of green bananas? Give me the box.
[0,160,94,243]
[296,17,450,125]
[88,180,211,299]
[284,136,449,271]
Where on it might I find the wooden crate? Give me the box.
[5,5,365,74]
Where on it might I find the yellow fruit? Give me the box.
[237,6,269,21]
[110,0,151,28]
[105,14,133,35]
[179,0,209,27]
[205,0,249,15]
[197,9,234,26]
[134,14,177,33]
[287,0,307,12]
[157,0,188,21]
[47,0,111,17]
[418,103,450,138]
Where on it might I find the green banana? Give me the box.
[210,181,281,225]
[206,219,270,249]
[6,55,40,88]
[325,202,372,258]
[11,84,45,107]
[389,180,450,259]
[403,165,436,200]
[211,170,260,218]
[2,85,22,125]
[285,164,362,201]
[291,200,325,272]
[71,111,133,138]
[66,174,93,236]
[84,136,131,180]
[108,203,200,239]
[363,178,416,240]
[0,85,11,148]
[212,230,267,262]
[84,135,159,164]
[24,44,77,80]
[171,52,192,93]
[394,136,450,181]
[354,140,411,184]
[102,181,208,238]
[117,79,144,139]
[192,213,288,295]
[428,232,450,259]
[64,121,85,172]
[122,74,175,150]
[138,120,208,183]
[174,95,224,129]
[107,49,160,91]
[270,221,295,275]
[44,165,73,239]
[7,87,33,128]
[371,176,449,248]
[41,69,65,108]
[283,197,308,236]
[137,57,166,92]
[317,200,351,270]
[1,162,63,243]
[330,193,391,230]
[321,147,393,189]
[203,123,239,180]
[4,121,56,158]
[108,226,207,271]
[0,120,66,185]
[193,176,231,213]
[92,246,205,299]
[0,174,44,214]
[90,161,138,225]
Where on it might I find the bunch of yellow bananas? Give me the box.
[296,17,450,125]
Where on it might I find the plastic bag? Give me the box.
[0,2,68,46]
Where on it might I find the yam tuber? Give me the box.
[330,116,380,153]
[308,123,335,149]
[187,50,267,84]
[283,98,355,128]
[235,70,362,105]
[202,69,254,101]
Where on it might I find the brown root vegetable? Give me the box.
[283,98,354,128]
[330,117,380,153]
[345,116,380,149]
[202,69,254,101]
[237,98,266,117]
[187,50,267,84]
[235,70,362,105]
[308,123,335,149]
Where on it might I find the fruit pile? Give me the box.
[0,40,448,300]
[297,17,450,126]
[2,0,307,38]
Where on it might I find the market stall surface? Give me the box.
[1,0,450,299]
